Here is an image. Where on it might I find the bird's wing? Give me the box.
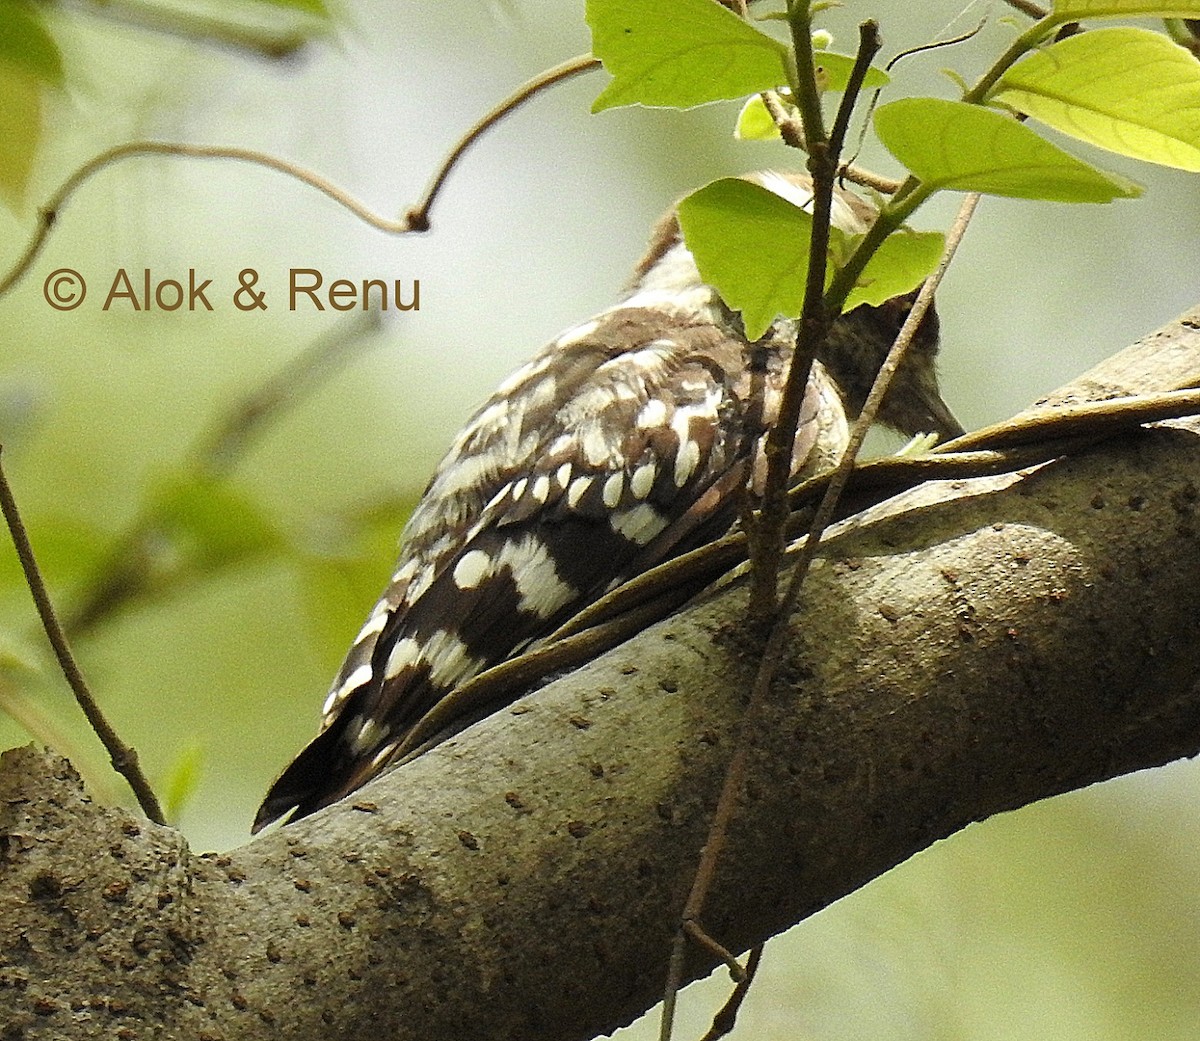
[253,304,835,830]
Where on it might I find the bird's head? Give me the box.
[629,171,964,442]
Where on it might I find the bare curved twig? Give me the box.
[0,450,166,824]
[0,55,600,302]
[664,187,980,1041]
[404,55,600,230]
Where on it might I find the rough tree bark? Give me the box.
[2,307,1200,1041]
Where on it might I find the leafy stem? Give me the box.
[965,11,1063,101]
[746,0,838,623]
[823,176,931,315]
[784,1,828,141]
[824,7,1069,318]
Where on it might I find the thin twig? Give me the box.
[0,450,166,824]
[937,384,1200,453]
[0,55,601,302]
[827,22,881,168]
[0,143,409,302]
[666,18,884,1036]
[883,19,987,73]
[745,2,841,624]
[750,20,882,621]
[761,89,806,150]
[1002,0,1049,17]
[845,19,985,175]
[758,20,882,619]
[683,920,747,982]
[404,55,600,230]
[698,944,764,1041]
[63,0,321,59]
[773,192,982,647]
[662,190,980,1041]
[760,90,898,194]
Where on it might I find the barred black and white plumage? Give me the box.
[253,172,963,831]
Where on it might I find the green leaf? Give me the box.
[297,555,378,670]
[160,744,205,825]
[994,28,1200,172]
[0,0,63,210]
[251,0,330,15]
[296,495,415,668]
[0,68,41,210]
[1052,0,1200,16]
[587,0,788,112]
[0,514,111,593]
[875,97,1142,201]
[0,628,46,677]
[812,51,889,93]
[0,1,64,85]
[843,229,945,311]
[149,471,282,572]
[735,95,783,140]
[678,177,827,340]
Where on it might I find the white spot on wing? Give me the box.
[567,476,593,509]
[531,475,551,504]
[674,438,701,487]
[582,425,612,467]
[370,740,401,769]
[637,399,668,430]
[630,462,656,499]
[385,636,424,680]
[555,318,599,348]
[405,566,434,603]
[323,662,372,717]
[472,400,509,434]
[484,483,512,513]
[392,559,418,584]
[424,629,485,688]
[494,352,555,397]
[556,462,572,489]
[453,549,493,589]
[611,503,668,546]
[671,410,704,487]
[624,341,674,375]
[422,451,500,502]
[496,535,578,618]
[670,410,694,446]
[353,611,389,647]
[523,376,560,411]
[349,715,387,754]
[603,473,625,509]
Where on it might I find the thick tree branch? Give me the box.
[3,308,1200,1039]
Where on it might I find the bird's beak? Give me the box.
[915,388,966,443]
